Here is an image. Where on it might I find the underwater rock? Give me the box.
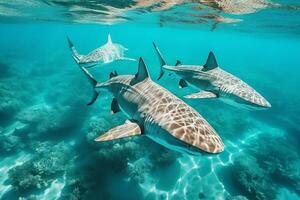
[198,192,205,199]
[8,142,72,196]
[246,134,300,194]
[0,59,11,77]
[17,100,88,138]
[0,134,22,154]
[0,122,26,154]
[96,138,144,171]
[276,188,300,200]
[233,155,276,200]
[0,77,35,123]
[16,103,65,136]
[229,195,249,200]
[0,89,23,122]
[150,148,180,167]
[60,179,87,200]
[127,157,153,184]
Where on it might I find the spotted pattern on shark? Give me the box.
[78,57,224,154]
[131,78,224,153]
[153,43,271,109]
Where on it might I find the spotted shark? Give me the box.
[67,34,136,68]
[75,57,224,154]
[153,43,271,109]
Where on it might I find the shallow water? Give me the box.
[0,1,300,200]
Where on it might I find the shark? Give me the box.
[153,43,271,109]
[75,57,224,155]
[67,34,136,68]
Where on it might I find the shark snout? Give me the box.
[231,88,271,109]
[195,126,225,154]
[243,93,271,108]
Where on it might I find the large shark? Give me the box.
[67,34,136,68]
[153,43,271,109]
[75,57,224,154]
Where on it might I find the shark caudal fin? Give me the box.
[203,51,218,71]
[67,36,82,64]
[152,42,166,80]
[75,62,99,105]
[107,34,112,44]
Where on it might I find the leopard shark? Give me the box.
[75,57,224,154]
[67,34,136,68]
[153,43,271,109]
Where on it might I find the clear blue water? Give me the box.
[0,1,300,200]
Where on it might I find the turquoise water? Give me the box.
[0,1,300,200]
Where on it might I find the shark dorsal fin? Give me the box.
[109,70,118,79]
[135,57,150,82]
[204,51,218,70]
[175,60,182,66]
[107,34,112,44]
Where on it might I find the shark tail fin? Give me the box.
[153,42,166,80]
[77,63,100,106]
[67,36,82,64]
[107,34,112,44]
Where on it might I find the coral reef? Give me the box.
[127,157,153,183]
[150,148,180,167]
[16,99,89,138]
[224,132,300,200]
[246,134,300,194]
[60,179,87,200]
[96,138,144,171]
[8,142,72,196]
[0,81,26,122]
[233,155,276,200]
[230,195,249,200]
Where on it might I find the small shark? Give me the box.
[67,34,136,68]
[75,57,224,154]
[153,43,271,109]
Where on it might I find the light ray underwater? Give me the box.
[0,1,300,200]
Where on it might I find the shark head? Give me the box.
[227,84,271,109]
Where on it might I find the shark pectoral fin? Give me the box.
[119,57,136,62]
[95,121,142,142]
[179,79,188,88]
[87,91,99,106]
[83,63,98,69]
[184,91,217,99]
[111,98,120,114]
